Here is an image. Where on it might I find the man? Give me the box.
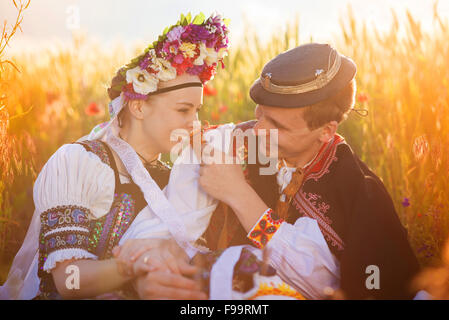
[198,43,420,299]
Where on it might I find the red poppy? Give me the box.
[85,102,100,116]
[219,104,228,113]
[203,85,217,96]
[357,92,369,104]
[210,111,220,121]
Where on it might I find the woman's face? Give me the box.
[140,74,203,154]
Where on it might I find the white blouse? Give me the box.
[34,141,217,273]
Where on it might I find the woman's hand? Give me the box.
[112,238,163,278]
[112,238,193,277]
[134,270,208,300]
[132,244,198,277]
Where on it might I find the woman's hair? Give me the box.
[107,68,126,101]
[302,78,356,130]
[108,68,133,128]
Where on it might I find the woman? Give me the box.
[0,12,229,300]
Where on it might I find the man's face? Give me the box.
[253,104,323,162]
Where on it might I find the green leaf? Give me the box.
[192,12,205,25]
[223,18,231,27]
[186,12,192,24]
[163,26,169,35]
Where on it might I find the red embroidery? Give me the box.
[294,190,344,251]
[248,209,284,249]
[303,134,345,183]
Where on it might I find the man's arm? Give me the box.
[199,152,340,299]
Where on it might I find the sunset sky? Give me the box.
[1,0,449,51]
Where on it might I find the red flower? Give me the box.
[85,102,100,116]
[203,85,217,96]
[172,57,193,75]
[357,92,369,104]
[218,104,228,113]
[199,65,216,83]
[211,111,220,122]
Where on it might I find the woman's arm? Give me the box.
[51,258,131,299]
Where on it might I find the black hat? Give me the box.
[249,43,356,108]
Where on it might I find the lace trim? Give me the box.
[43,248,97,272]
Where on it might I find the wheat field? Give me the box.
[1,4,448,285]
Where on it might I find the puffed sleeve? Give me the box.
[34,143,115,272]
[247,208,340,299]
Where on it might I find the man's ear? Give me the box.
[127,100,145,120]
[319,121,338,143]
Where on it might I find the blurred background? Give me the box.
[1,0,448,290]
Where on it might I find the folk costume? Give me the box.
[0,13,229,300]
[203,44,420,300]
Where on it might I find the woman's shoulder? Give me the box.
[34,141,116,219]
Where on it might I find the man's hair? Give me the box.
[302,78,356,130]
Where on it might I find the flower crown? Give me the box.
[111,12,230,100]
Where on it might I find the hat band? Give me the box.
[260,49,342,95]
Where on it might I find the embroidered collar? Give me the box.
[303,133,345,183]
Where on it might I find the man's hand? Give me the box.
[199,149,248,204]
[134,270,208,300]
[199,148,270,232]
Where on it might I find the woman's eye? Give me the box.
[178,109,189,113]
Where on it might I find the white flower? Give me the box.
[153,58,177,81]
[205,47,227,66]
[194,42,208,65]
[126,66,158,95]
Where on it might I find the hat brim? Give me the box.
[249,55,357,108]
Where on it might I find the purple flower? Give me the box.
[167,26,184,42]
[139,55,151,70]
[123,90,147,100]
[182,24,213,42]
[402,197,410,207]
[173,54,184,64]
[162,40,180,58]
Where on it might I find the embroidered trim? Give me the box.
[247,208,284,249]
[44,230,90,254]
[40,205,91,234]
[293,190,344,251]
[77,140,111,167]
[91,192,136,259]
[39,205,92,275]
[303,134,345,183]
